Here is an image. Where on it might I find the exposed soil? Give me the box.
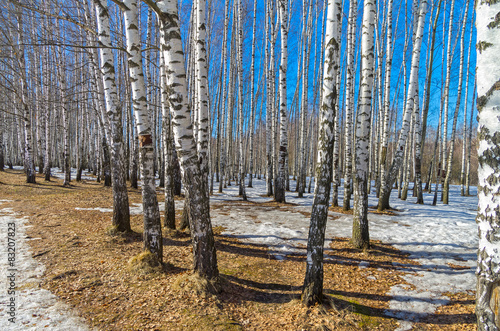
[0,169,476,330]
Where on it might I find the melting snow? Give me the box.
[56,165,477,329]
[210,177,477,330]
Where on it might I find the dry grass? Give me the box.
[0,169,476,330]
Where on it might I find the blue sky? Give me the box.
[139,0,476,136]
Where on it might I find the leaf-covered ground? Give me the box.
[0,169,476,330]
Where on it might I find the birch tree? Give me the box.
[442,0,469,204]
[377,0,427,211]
[343,0,357,211]
[475,0,500,328]
[148,0,219,284]
[236,0,247,200]
[94,0,131,232]
[378,0,393,200]
[194,0,209,184]
[298,0,313,198]
[352,0,376,250]
[265,0,275,197]
[119,0,163,260]
[248,0,257,188]
[302,0,340,306]
[440,0,456,193]
[460,6,474,197]
[14,10,36,184]
[275,0,289,203]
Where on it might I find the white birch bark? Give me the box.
[42,29,52,181]
[475,1,500,328]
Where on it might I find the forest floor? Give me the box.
[0,169,476,330]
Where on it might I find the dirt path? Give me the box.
[0,200,91,330]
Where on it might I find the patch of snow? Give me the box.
[358,261,369,269]
[209,177,478,329]
[75,207,113,213]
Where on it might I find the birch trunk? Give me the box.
[352,0,375,250]
[55,33,70,187]
[378,0,393,199]
[265,0,273,196]
[275,0,289,203]
[421,0,443,159]
[460,6,473,197]
[194,0,209,184]
[343,0,357,211]
[236,0,247,200]
[122,0,162,259]
[441,0,456,187]
[302,0,340,306]
[161,52,175,230]
[155,0,219,283]
[377,0,427,211]
[298,0,313,198]
[218,0,230,193]
[15,12,36,184]
[248,0,257,188]
[466,80,476,196]
[94,0,131,232]
[443,1,469,205]
[413,87,423,204]
[475,1,500,328]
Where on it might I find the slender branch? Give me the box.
[7,0,97,35]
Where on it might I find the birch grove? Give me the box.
[0,0,483,314]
